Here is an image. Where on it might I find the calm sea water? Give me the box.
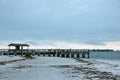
[90,51,120,60]
[1,51,120,60]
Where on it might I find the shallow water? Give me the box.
[90,51,120,60]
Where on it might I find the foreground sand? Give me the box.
[0,56,120,80]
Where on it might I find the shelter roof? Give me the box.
[8,43,29,46]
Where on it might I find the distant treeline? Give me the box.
[90,49,114,52]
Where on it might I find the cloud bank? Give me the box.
[0,40,120,50]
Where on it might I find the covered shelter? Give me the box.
[8,43,30,55]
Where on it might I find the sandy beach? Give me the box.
[0,56,120,80]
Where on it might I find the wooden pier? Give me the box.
[0,49,90,58]
[0,43,90,58]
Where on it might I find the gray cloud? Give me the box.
[0,0,120,45]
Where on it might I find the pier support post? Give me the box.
[82,53,85,58]
[88,53,90,58]
[32,52,34,56]
[77,53,80,58]
[43,53,45,56]
[48,53,51,57]
[66,54,69,58]
[38,53,40,56]
[61,54,65,57]
[53,53,56,57]
[71,54,74,58]
[87,51,90,58]
[57,54,60,57]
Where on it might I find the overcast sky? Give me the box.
[0,0,120,49]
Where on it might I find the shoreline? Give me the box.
[0,56,29,65]
[0,58,26,65]
[0,56,120,80]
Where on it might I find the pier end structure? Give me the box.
[8,43,29,55]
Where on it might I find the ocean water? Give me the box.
[90,51,120,60]
[1,51,120,60]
